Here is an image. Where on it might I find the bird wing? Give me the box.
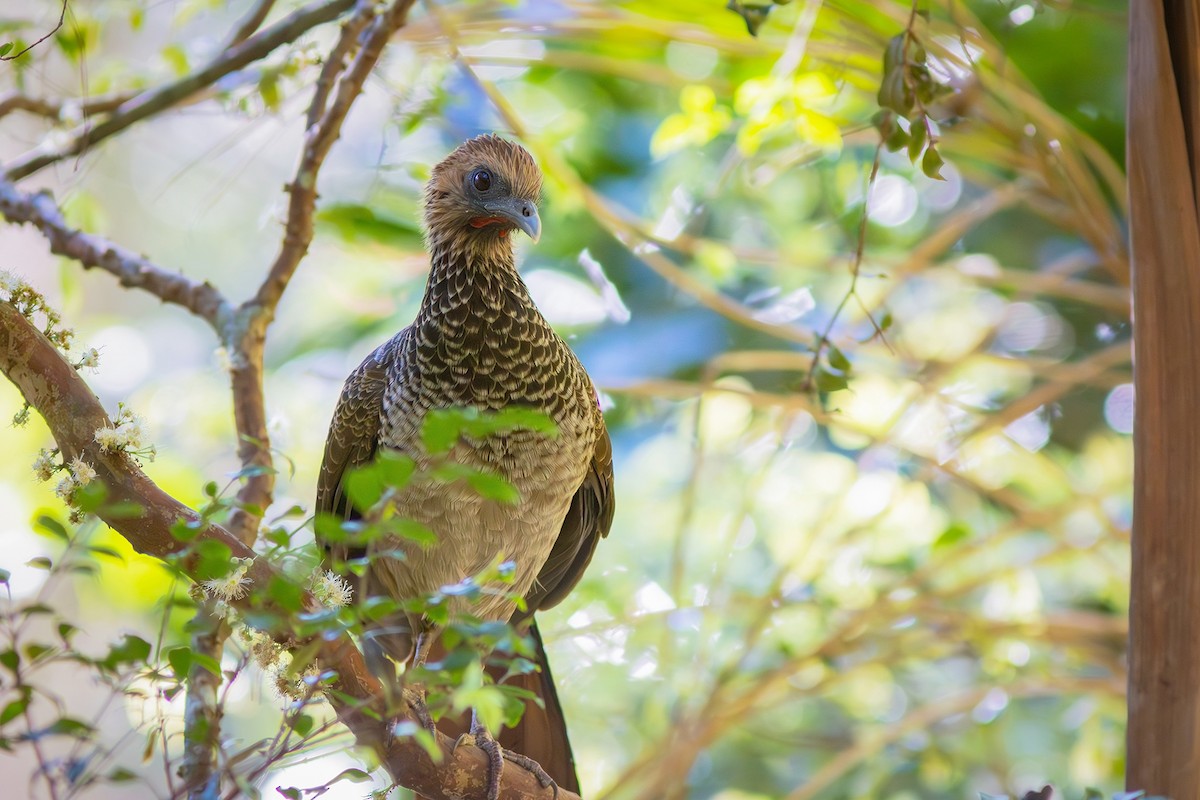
[316,334,401,524]
[514,421,615,623]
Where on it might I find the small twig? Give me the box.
[800,141,888,391]
[0,181,231,327]
[0,0,67,62]
[0,90,136,121]
[225,0,280,47]
[3,0,359,181]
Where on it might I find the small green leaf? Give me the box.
[277,788,301,800]
[267,576,304,613]
[0,650,18,673]
[107,767,137,783]
[0,568,10,584]
[814,369,849,393]
[36,515,69,541]
[166,646,192,678]
[827,346,851,373]
[0,696,29,725]
[44,717,95,738]
[907,119,927,162]
[193,540,233,581]
[102,635,151,670]
[26,557,52,571]
[0,43,13,58]
[290,714,314,738]
[921,146,946,181]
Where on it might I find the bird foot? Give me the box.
[401,686,438,739]
[451,721,558,800]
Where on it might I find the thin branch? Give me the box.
[0,0,67,62]
[0,181,231,327]
[0,298,576,800]
[3,0,359,182]
[0,90,136,122]
[226,0,280,47]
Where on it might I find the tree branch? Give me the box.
[0,90,136,122]
[2,0,359,182]
[0,298,577,800]
[0,181,231,328]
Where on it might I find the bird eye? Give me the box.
[471,169,492,192]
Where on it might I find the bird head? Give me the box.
[424,134,543,248]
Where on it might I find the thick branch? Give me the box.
[2,0,358,182]
[0,182,230,327]
[0,299,577,800]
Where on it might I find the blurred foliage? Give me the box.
[0,0,1131,798]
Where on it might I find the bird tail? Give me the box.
[423,618,581,796]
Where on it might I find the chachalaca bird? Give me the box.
[316,134,614,798]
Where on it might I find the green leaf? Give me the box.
[921,146,946,181]
[36,515,69,541]
[166,646,192,678]
[0,43,12,58]
[26,557,52,570]
[102,635,151,670]
[813,369,849,393]
[290,714,314,738]
[0,568,9,584]
[935,522,971,550]
[193,540,233,581]
[267,576,304,613]
[278,788,301,800]
[907,119,927,162]
[44,717,95,739]
[725,0,773,36]
[827,346,851,373]
[0,650,17,673]
[107,767,137,783]
[0,695,29,725]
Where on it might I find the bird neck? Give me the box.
[416,231,538,329]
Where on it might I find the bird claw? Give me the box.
[401,687,438,739]
[451,718,559,800]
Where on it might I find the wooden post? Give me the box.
[1128,3,1200,795]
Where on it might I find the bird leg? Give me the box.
[452,709,559,800]
[403,630,438,738]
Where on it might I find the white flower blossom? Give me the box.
[95,406,152,457]
[0,270,24,296]
[55,474,77,500]
[68,456,96,486]
[311,570,353,608]
[201,557,253,601]
[32,450,56,482]
[78,348,100,370]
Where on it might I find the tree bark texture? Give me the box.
[1128,3,1200,795]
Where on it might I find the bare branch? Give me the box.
[255,0,417,313]
[0,298,576,800]
[3,0,359,182]
[226,0,280,47]
[0,181,231,327]
[0,90,136,121]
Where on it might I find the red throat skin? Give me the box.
[469,216,511,237]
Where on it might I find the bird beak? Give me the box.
[486,198,541,243]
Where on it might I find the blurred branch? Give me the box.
[783,677,1123,800]
[2,0,360,181]
[226,0,280,47]
[0,298,572,800]
[0,90,136,121]
[0,181,231,326]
